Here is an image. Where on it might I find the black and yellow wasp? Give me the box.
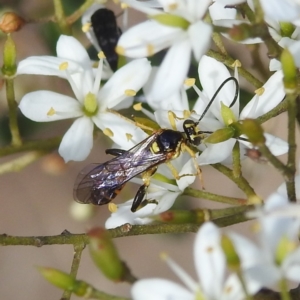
[73,77,239,212]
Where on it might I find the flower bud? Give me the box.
[279,22,295,38]
[2,34,17,76]
[281,48,297,92]
[221,235,240,271]
[221,102,236,126]
[204,127,235,144]
[0,12,25,34]
[151,13,189,30]
[240,119,265,145]
[38,267,90,296]
[153,209,208,224]
[88,228,125,281]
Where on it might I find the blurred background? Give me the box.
[0,0,296,299]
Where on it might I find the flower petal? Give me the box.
[59,117,94,162]
[19,91,82,121]
[264,133,288,156]
[132,278,193,300]
[99,58,152,109]
[149,39,192,101]
[93,112,148,149]
[188,21,211,61]
[240,71,284,119]
[197,139,236,165]
[117,20,184,57]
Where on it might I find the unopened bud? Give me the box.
[221,235,240,271]
[88,228,125,281]
[2,34,17,76]
[38,267,90,296]
[204,127,235,144]
[0,12,25,34]
[220,102,236,126]
[281,48,297,92]
[241,119,265,145]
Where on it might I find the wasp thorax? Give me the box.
[152,130,183,154]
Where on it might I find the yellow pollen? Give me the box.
[98,51,106,59]
[168,3,178,10]
[121,3,129,9]
[231,60,241,68]
[108,203,118,213]
[184,78,195,86]
[224,285,233,294]
[115,45,125,56]
[147,44,155,56]
[206,246,214,253]
[159,252,168,261]
[133,102,142,111]
[255,87,265,95]
[103,128,114,137]
[125,89,136,96]
[59,62,68,71]
[126,133,133,141]
[47,107,56,116]
[82,22,91,33]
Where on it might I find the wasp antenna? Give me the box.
[197,76,239,124]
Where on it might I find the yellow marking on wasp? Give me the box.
[150,141,160,154]
[47,107,56,116]
[103,128,114,137]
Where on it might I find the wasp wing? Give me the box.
[73,131,168,205]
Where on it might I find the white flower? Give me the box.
[132,222,259,300]
[245,190,300,287]
[195,55,288,165]
[116,0,212,100]
[18,35,151,162]
[105,177,182,228]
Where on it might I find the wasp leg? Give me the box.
[131,167,158,212]
[131,184,148,212]
[105,148,126,156]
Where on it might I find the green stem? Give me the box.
[286,92,297,202]
[184,187,248,205]
[207,49,263,88]
[279,278,292,300]
[0,137,61,157]
[66,0,95,24]
[211,163,259,202]
[0,151,44,174]
[61,243,85,300]
[6,79,21,146]
[53,0,71,35]
[232,141,241,178]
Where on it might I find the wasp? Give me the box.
[90,8,121,71]
[73,77,239,212]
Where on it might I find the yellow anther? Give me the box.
[121,2,129,9]
[115,45,125,55]
[159,252,169,261]
[133,102,142,111]
[184,78,195,86]
[183,110,191,119]
[231,60,241,68]
[98,51,106,59]
[168,3,178,10]
[126,133,133,141]
[47,107,56,116]
[147,44,155,56]
[59,62,68,71]
[103,128,114,137]
[125,89,136,96]
[255,87,265,95]
[82,22,91,33]
[108,203,118,213]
